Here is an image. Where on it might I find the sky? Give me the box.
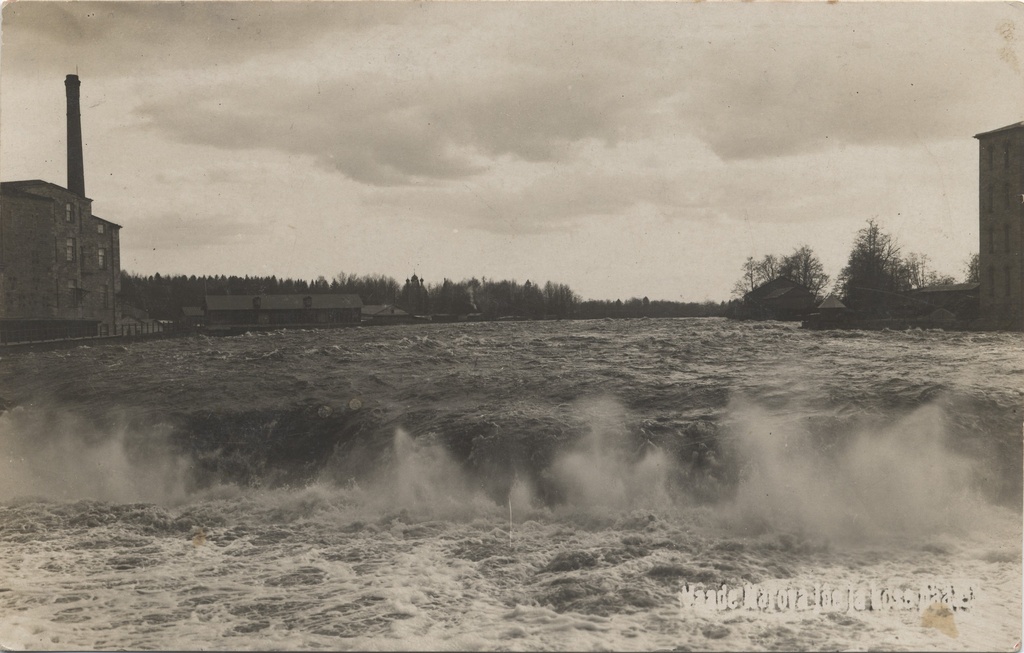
[2,1,1023,302]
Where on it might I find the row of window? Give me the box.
[62,237,107,268]
[987,266,1015,298]
[2,279,110,311]
[987,223,1016,254]
[986,140,1013,170]
[64,202,107,234]
[982,183,1022,213]
[59,280,110,309]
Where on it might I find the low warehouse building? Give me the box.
[361,304,415,325]
[204,294,362,331]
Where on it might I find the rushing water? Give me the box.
[0,318,1020,651]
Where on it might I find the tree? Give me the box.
[521,280,546,318]
[543,281,579,319]
[964,253,980,284]
[734,250,822,299]
[836,219,905,313]
[928,272,958,287]
[900,252,930,291]
[893,251,960,290]
[778,245,830,298]
[756,254,781,284]
[732,256,760,298]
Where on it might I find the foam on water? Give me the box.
[0,320,1019,650]
[725,400,989,541]
[549,397,674,511]
[0,406,190,505]
[1,487,1017,651]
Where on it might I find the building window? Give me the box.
[66,237,76,262]
[97,221,105,234]
[98,247,106,269]
[303,296,313,309]
[65,203,73,222]
[67,280,79,307]
[252,296,261,309]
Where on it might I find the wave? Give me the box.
[0,321,1019,537]
[0,388,1016,544]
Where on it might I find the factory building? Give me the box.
[975,122,1024,330]
[0,75,122,341]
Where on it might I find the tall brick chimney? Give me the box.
[65,74,85,197]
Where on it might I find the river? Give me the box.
[0,318,1020,650]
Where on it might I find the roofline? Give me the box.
[2,180,120,226]
[92,215,122,229]
[203,293,363,309]
[204,293,362,299]
[1,179,94,201]
[908,282,980,293]
[974,122,1024,139]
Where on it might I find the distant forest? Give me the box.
[120,272,729,321]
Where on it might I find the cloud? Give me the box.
[674,4,1024,160]
[121,2,1024,193]
[126,213,271,252]
[362,135,976,242]
[4,0,1018,249]
[133,64,645,186]
[0,1,407,78]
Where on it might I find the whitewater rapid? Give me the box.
[0,319,1020,650]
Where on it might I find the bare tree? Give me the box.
[779,245,830,298]
[732,256,760,298]
[964,253,980,283]
[756,254,781,283]
[901,252,930,290]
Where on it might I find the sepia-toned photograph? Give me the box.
[0,1,1021,650]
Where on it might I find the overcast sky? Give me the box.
[2,1,1022,302]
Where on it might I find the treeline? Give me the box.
[119,273,358,320]
[835,219,963,313]
[577,297,728,319]
[118,271,725,321]
[732,221,975,315]
[733,245,831,299]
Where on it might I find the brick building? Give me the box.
[0,75,121,340]
[975,122,1024,330]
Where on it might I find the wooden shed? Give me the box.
[738,277,817,320]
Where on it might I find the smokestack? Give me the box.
[65,74,85,197]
